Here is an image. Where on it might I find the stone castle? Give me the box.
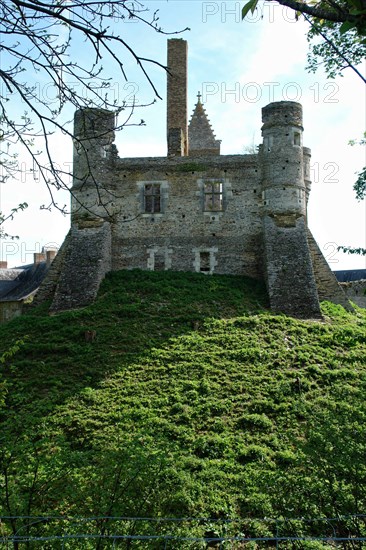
[37,39,350,318]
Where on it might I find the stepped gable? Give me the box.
[188,92,221,156]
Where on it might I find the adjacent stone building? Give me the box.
[39,39,350,318]
[0,250,57,323]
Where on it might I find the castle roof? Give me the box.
[188,92,221,156]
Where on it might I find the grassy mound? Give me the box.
[0,270,365,546]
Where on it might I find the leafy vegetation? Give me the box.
[349,134,366,203]
[0,269,366,546]
[242,0,366,85]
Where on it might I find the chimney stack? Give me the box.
[34,253,45,265]
[0,261,7,269]
[167,39,188,156]
[46,250,57,266]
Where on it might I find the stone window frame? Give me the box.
[199,251,211,272]
[137,180,169,217]
[192,247,218,275]
[144,183,161,213]
[293,131,301,146]
[263,135,273,153]
[204,181,223,212]
[197,178,230,216]
[147,247,173,271]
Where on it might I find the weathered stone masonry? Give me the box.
[44,38,350,317]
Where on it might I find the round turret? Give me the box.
[262,101,303,131]
[261,101,306,217]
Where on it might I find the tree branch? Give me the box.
[304,14,366,84]
[268,0,360,23]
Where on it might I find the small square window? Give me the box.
[204,182,223,211]
[200,252,210,272]
[144,184,161,213]
[154,255,165,271]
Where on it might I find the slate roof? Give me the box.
[333,269,366,282]
[0,262,49,301]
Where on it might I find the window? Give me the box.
[193,247,218,274]
[144,183,161,213]
[147,247,173,271]
[294,132,301,146]
[204,182,223,211]
[200,252,210,272]
[264,135,273,152]
[154,254,165,271]
[139,180,168,215]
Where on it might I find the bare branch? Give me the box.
[0,0,188,229]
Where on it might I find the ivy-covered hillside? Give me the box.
[0,270,365,548]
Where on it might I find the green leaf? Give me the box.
[350,9,366,15]
[339,20,355,34]
[242,0,258,19]
[348,0,365,11]
[250,0,258,14]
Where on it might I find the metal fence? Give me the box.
[1,514,366,548]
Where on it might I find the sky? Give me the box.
[1,0,365,270]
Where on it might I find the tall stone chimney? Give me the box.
[46,250,57,266]
[167,39,188,156]
[34,253,45,265]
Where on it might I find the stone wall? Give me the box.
[50,223,111,313]
[340,280,366,308]
[263,215,321,318]
[31,232,70,306]
[307,229,351,310]
[105,155,263,278]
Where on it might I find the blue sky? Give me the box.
[1,0,365,269]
